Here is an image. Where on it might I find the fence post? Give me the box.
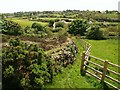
[81,51,86,75]
[101,60,108,83]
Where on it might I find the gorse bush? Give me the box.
[86,26,104,40]
[31,23,46,34]
[2,20,23,35]
[55,22,64,28]
[48,20,54,27]
[2,38,53,89]
[68,19,88,36]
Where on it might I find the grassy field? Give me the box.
[86,39,118,64]
[38,17,69,20]
[6,18,48,28]
[85,39,119,88]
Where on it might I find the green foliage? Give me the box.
[55,22,64,28]
[86,26,104,40]
[2,38,53,89]
[48,20,54,27]
[2,20,23,35]
[3,65,14,78]
[24,26,31,33]
[52,27,63,33]
[31,23,45,34]
[9,38,21,46]
[45,26,53,37]
[68,19,88,36]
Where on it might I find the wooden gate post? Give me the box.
[101,60,108,82]
[81,51,86,75]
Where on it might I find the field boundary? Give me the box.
[79,39,120,90]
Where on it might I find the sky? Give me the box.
[0,0,119,13]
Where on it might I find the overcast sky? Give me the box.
[0,0,119,13]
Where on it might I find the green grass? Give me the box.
[39,17,69,20]
[6,18,48,28]
[86,39,118,64]
[45,38,119,88]
[85,39,119,88]
[94,13,118,19]
[45,37,95,88]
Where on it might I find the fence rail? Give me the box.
[80,39,120,90]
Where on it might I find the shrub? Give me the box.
[55,22,64,28]
[52,27,63,33]
[2,20,23,35]
[45,26,53,37]
[54,19,59,22]
[48,20,54,27]
[2,38,54,89]
[86,26,104,40]
[31,23,45,34]
[24,26,31,33]
[68,19,88,36]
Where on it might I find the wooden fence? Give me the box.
[80,39,120,90]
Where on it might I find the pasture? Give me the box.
[6,18,48,28]
[87,39,118,64]
[83,39,119,88]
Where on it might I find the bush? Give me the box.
[54,19,59,22]
[55,22,64,28]
[52,27,63,33]
[2,38,54,89]
[107,26,118,32]
[2,20,23,35]
[31,23,45,34]
[68,19,88,36]
[48,20,54,27]
[45,26,53,37]
[24,26,31,33]
[86,26,104,40]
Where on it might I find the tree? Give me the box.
[86,26,104,40]
[68,19,88,36]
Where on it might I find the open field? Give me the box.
[87,39,118,64]
[6,18,48,28]
[84,39,119,88]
